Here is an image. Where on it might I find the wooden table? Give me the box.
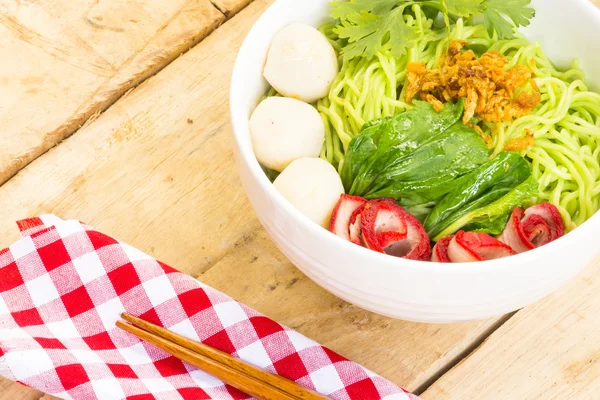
[1,1,599,399]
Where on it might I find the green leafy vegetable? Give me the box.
[330,0,535,60]
[365,123,490,204]
[341,100,466,190]
[424,152,536,240]
[441,176,537,239]
[261,165,280,182]
[444,0,483,17]
[482,0,535,39]
[341,100,490,207]
[333,5,419,61]
[330,0,402,17]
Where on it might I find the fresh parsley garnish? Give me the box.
[333,6,420,60]
[330,0,402,17]
[444,0,484,17]
[483,0,535,39]
[331,0,535,61]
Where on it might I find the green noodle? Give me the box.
[315,5,600,230]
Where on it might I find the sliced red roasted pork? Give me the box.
[329,196,431,261]
[431,236,452,263]
[498,202,565,253]
[330,194,367,243]
[361,199,431,261]
[347,204,365,245]
[432,231,515,263]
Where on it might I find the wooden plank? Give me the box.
[0,0,509,396]
[0,0,225,186]
[211,0,255,16]
[0,1,252,397]
[198,229,507,392]
[0,379,44,400]
[420,258,600,400]
[0,0,271,273]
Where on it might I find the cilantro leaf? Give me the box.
[330,0,404,18]
[444,0,484,17]
[388,9,422,57]
[330,0,536,60]
[483,0,535,39]
[334,10,383,60]
[333,4,420,60]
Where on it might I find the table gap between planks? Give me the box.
[0,0,598,399]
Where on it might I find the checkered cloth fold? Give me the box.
[0,215,420,400]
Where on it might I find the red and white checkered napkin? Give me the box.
[0,215,420,400]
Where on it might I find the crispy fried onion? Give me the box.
[505,128,535,152]
[405,41,541,125]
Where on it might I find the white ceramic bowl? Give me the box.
[230,0,600,323]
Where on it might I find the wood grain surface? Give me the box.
[0,379,41,400]
[1,0,599,399]
[421,258,600,400]
[0,0,507,397]
[212,0,255,16]
[0,0,224,186]
[0,0,266,275]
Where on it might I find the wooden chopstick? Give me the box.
[117,313,328,400]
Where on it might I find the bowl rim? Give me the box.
[230,0,600,273]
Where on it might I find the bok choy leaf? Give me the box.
[424,152,536,240]
[341,100,489,207]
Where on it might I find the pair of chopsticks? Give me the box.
[117,313,329,400]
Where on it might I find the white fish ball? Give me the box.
[264,23,339,103]
[249,97,324,172]
[274,158,345,228]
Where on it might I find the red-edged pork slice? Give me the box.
[499,203,565,253]
[361,201,407,253]
[458,231,516,259]
[523,203,565,242]
[447,232,483,262]
[348,205,365,245]
[447,231,515,263]
[361,200,431,261]
[499,208,533,253]
[432,236,453,263]
[329,194,367,242]
[522,214,551,246]
[396,207,432,261]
